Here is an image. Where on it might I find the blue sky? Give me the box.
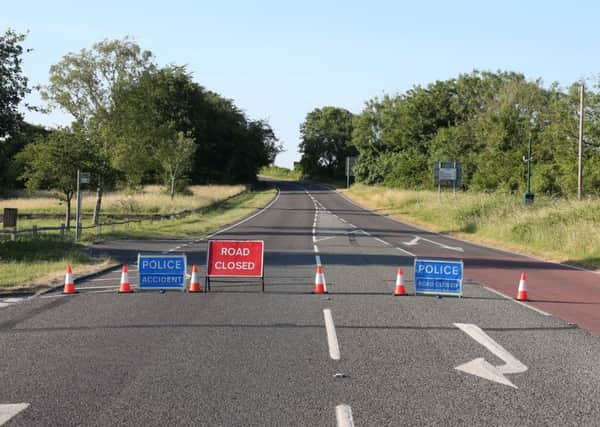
[3,0,600,167]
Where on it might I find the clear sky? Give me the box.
[3,0,600,168]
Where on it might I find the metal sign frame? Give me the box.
[414,258,463,297]
[137,253,187,291]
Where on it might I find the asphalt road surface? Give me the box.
[1,180,600,426]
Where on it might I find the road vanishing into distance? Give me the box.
[2,180,600,426]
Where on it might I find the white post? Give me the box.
[578,85,584,200]
[75,170,82,240]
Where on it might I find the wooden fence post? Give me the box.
[32,225,38,239]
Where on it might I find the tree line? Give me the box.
[1,31,280,226]
[300,71,600,196]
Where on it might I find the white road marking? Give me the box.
[2,298,22,303]
[313,245,319,253]
[484,286,550,316]
[315,255,322,265]
[403,235,464,252]
[336,405,355,427]
[207,187,281,238]
[323,309,341,360]
[75,285,121,290]
[395,246,416,256]
[454,323,528,388]
[315,236,337,243]
[0,302,11,308]
[0,403,29,425]
[374,237,391,246]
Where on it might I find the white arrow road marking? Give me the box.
[0,403,29,425]
[403,235,464,252]
[454,323,527,388]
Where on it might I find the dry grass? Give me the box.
[0,185,246,215]
[344,184,600,269]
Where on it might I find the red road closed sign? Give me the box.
[207,240,264,277]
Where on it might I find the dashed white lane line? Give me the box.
[323,309,341,360]
[0,403,29,426]
[315,255,322,265]
[0,302,10,308]
[374,237,391,246]
[336,405,355,427]
[484,286,551,316]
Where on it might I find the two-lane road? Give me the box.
[1,180,600,426]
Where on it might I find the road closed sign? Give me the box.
[207,240,264,277]
[414,258,463,296]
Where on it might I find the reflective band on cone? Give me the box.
[313,264,327,294]
[119,265,133,293]
[63,265,77,294]
[394,267,406,296]
[516,272,528,301]
[189,265,202,293]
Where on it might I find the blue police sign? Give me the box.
[138,254,187,290]
[414,258,463,296]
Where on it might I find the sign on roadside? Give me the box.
[414,258,463,297]
[206,240,265,291]
[138,254,187,290]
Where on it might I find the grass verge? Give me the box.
[258,166,302,181]
[343,184,600,270]
[0,238,113,291]
[87,185,277,240]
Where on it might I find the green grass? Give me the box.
[87,186,277,240]
[344,184,600,269]
[259,166,301,181]
[0,238,110,290]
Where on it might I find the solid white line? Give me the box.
[323,309,341,360]
[484,286,551,316]
[336,405,355,427]
[2,298,22,303]
[0,403,29,426]
[207,186,281,238]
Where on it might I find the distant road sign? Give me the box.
[79,172,91,184]
[138,254,187,290]
[414,258,463,296]
[207,240,264,277]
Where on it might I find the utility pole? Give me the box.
[578,84,584,200]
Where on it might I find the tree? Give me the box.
[299,106,355,178]
[0,29,29,140]
[42,38,155,224]
[111,66,280,185]
[155,130,196,199]
[17,128,100,228]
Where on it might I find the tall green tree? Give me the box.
[0,29,29,140]
[17,128,101,228]
[299,106,355,178]
[42,37,155,224]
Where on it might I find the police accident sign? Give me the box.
[138,254,187,290]
[414,258,463,296]
[207,240,264,277]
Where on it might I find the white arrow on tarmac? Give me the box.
[402,236,464,252]
[454,323,527,389]
[0,403,29,426]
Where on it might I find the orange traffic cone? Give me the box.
[394,267,407,296]
[189,265,202,293]
[313,264,327,294]
[516,272,528,301]
[63,265,77,294]
[118,265,133,293]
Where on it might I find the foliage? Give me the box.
[349,70,600,195]
[259,165,302,180]
[111,66,280,185]
[299,106,356,178]
[16,128,102,227]
[0,29,29,140]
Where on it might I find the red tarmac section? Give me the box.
[463,253,600,336]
